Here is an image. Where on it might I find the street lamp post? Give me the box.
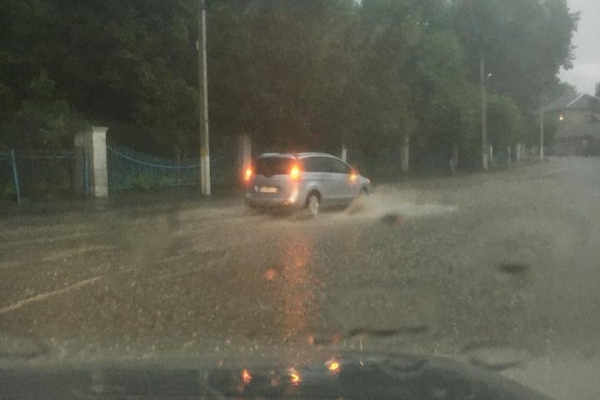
[540,85,545,161]
[198,0,211,195]
[480,55,489,170]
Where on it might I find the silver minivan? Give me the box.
[244,152,370,215]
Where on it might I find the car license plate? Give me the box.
[259,186,278,193]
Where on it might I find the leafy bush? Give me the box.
[2,183,16,200]
[133,174,154,192]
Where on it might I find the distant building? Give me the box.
[542,93,600,156]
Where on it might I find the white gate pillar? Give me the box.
[75,126,109,197]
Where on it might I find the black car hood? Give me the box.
[0,351,555,399]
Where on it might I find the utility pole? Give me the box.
[539,85,545,161]
[401,135,410,173]
[480,55,489,170]
[198,0,211,195]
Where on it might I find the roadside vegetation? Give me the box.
[0,0,579,170]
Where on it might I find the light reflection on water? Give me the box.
[278,232,316,340]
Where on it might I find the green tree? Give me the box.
[453,0,578,131]
[545,80,577,102]
[208,0,358,153]
[343,0,425,157]
[0,0,579,171]
[2,70,89,149]
[410,30,476,156]
[487,94,525,151]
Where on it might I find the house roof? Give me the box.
[542,94,580,112]
[542,93,600,113]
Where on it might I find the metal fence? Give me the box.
[0,150,21,202]
[14,151,87,200]
[107,144,237,191]
[1,143,239,202]
[1,150,88,202]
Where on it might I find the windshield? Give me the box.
[254,157,293,176]
[1,1,599,399]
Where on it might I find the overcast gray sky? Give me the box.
[558,0,600,95]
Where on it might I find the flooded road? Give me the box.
[1,158,599,398]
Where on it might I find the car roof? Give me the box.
[256,152,338,159]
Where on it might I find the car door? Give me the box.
[302,156,333,205]
[321,157,351,204]
[328,158,358,202]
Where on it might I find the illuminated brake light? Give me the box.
[327,359,341,373]
[290,165,301,181]
[349,169,358,181]
[288,368,302,385]
[244,167,253,182]
[241,369,252,384]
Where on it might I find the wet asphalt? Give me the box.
[0,157,599,398]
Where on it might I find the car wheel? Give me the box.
[359,187,369,196]
[307,194,320,217]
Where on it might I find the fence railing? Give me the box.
[107,145,202,190]
[1,150,88,202]
[1,143,239,202]
[16,151,86,200]
[107,144,237,191]
[0,150,21,203]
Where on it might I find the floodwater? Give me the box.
[1,158,600,399]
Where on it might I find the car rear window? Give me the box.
[254,157,293,176]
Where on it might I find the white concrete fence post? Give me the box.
[401,136,410,173]
[451,144,459,172]
[515,143,521,163]
[74,126,109,197]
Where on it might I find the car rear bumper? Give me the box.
[244,194,304,209]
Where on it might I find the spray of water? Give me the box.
[345,185,457,220]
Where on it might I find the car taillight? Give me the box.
[349,168,359,181]
[290,164,301,181]
[244,167,253,182]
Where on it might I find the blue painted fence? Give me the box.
[1,150,87,202]
[0,150,21,202]
[107,144,237,191]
